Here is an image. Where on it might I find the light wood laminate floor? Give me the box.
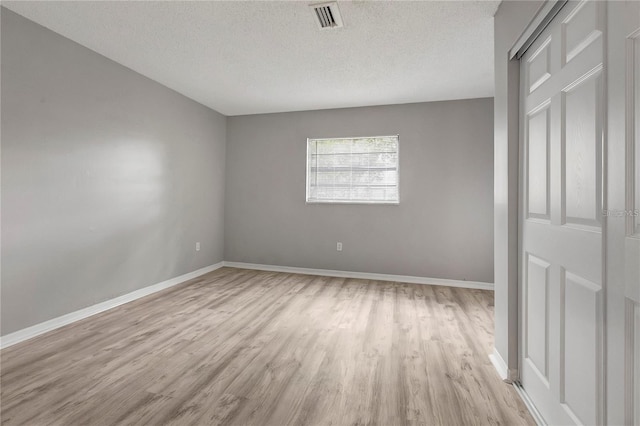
[1,268,534,425]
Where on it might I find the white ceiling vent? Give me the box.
[310,2,344,30]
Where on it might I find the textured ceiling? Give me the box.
[3,1,500,116]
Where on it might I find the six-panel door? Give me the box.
[520,1,606,424]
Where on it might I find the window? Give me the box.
[306,135,399,204]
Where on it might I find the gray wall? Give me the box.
[1,9,226,335]
[493,1,544,375]
[225,99,494,283]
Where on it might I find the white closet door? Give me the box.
[607,1,640,425]
[519,1,606,424]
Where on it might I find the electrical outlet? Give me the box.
[195,242,201,251]
[337,242,342,251]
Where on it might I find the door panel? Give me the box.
[525,253,550,381]
[633,32,640,239]
[606,1,640,423]
[527,103,551,220]
[562,0,602,64]
[636,305,640,425]
[563,69,602,227]
[627,15,640,426]
[627,299,640,425]
[561,271,602,425]
[528,38,552,93]
[520,1,605,424]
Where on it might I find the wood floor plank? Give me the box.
[0,268,534,425]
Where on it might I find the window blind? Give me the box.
[306,136,399,204]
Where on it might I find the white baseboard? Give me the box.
[489,347,519,383]
[1,261,492,350]
[513,380,547,425]
[0,262,225,349]
[223,261,494,291]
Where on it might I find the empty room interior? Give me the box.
[0,1,638,425]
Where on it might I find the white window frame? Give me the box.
[305,135,400,205]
